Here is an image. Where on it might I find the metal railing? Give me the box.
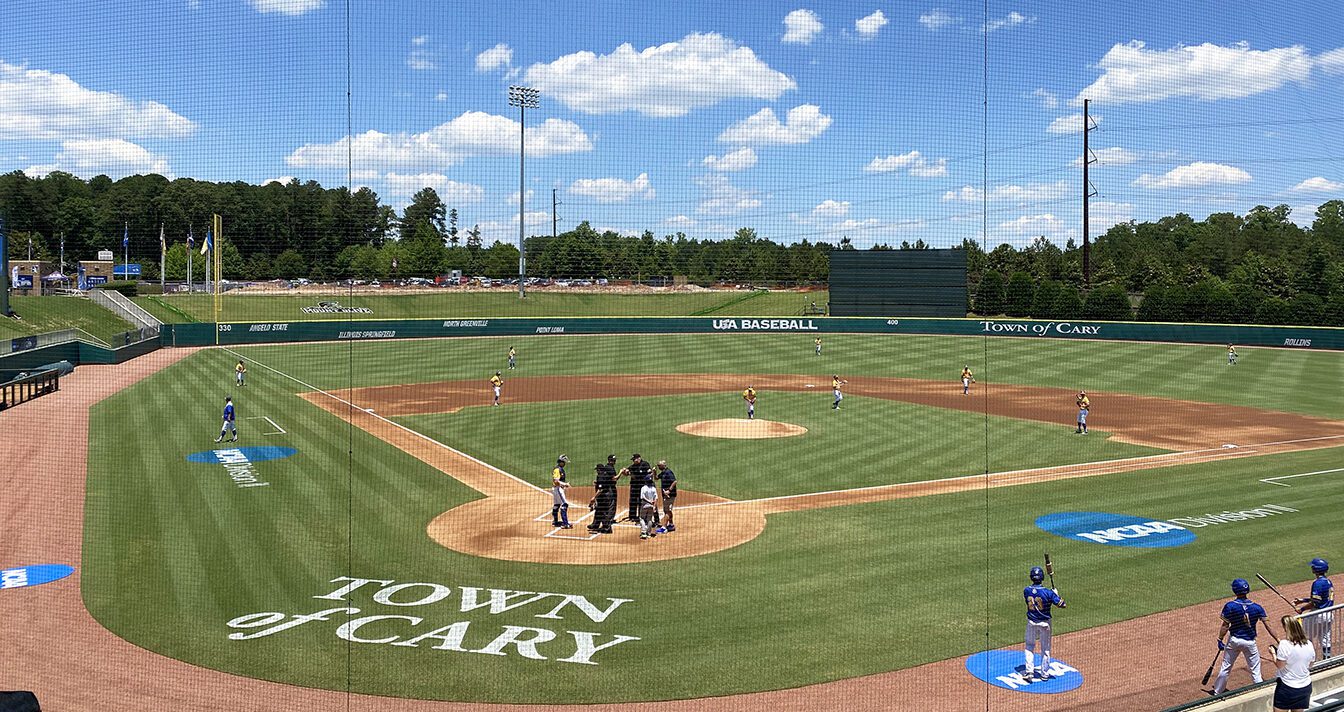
[1,327,110,355]
[0,368,60,411]
[1302,602,1342,666]
[89,288,162,330]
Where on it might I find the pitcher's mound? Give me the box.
[676,419,808,439]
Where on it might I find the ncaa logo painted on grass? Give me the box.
[186,446,297,464]
[1036,511,1195,548]
[1,564,75,591]
[965,650,1084,693]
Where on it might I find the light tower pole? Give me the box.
[508,85,539,299]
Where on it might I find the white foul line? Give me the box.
[245,415,286,435]
[1260,467,1344,488]
[226,348,547,494]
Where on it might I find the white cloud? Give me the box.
[249,0,323,15]
[569,173,655,203]
[855,10,888,38]
[0,61,196,140]
[187,0,200,8]
[263,176,295,185]
[1133,162,1252,189]
[999,213,1067,236]
[412,35,428,46]
[1072,146,1138,167]
[1031,87,1058,109]
[696,174,762,215]
[476,43,513,72]
[285,111,593,170]
[1074,41,1344,105]
[664,215,697,227]
[1291,176,1343,193]
[1090,201,1134,232]
[25,139,172,179]
[943,181,1068,202]
[918,9,958,30]
[864,150,947,177]
[524,33,795,117]
[812,199,850,217]
[407,37,437,71]
[718,104,831,145]
[384,172,484,203]
[783,9,824,44]
[982,11,1030,33]
[506,189,535,205]
[434,91,448,102]
[702,146,758,172]
[1046,113,1099,134]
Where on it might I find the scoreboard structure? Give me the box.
[828,249,968,317]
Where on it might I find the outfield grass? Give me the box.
[134,289,829,322]
[0,294,134,343]
[81,340,1344,703]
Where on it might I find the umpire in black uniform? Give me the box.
[588,455,618,533]
[622,453,653,522]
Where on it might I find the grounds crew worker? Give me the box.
[620,453,654,522]
[588,455,618,534]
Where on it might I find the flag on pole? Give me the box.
[201,227,213,255]
[187,227,195,250]
[123,222,129,249]
[159,224,166,253]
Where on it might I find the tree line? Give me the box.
[2,170,1343,325]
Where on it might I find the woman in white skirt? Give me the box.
[1273,615,1316,712]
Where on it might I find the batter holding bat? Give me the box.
[1023,563,1065,681]
[1208,578,1278,695]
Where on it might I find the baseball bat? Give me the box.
[1201,644,1221,686]
[1044,552,1057,590]
[1255,573,1295,609]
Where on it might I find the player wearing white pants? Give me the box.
[1211,579,1273,695]
[1023,566,1065,681]
[1296,558,1334,659]
[1304,612,1333,659]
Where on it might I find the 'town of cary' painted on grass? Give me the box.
[186,446,296,488]
[225,576,641,666]
[1036,505,1299,547]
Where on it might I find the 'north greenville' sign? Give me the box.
[301,301,373,315]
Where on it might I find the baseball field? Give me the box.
[60,330,1344,706]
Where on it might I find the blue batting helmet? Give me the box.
[1231,578,1250,595]
[1311,558,1329,574]
[1029,566,1045,583]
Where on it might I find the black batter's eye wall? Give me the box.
[827,249,969,318]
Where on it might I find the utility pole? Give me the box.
[1082,98,1098,288]
[552,188,558,239]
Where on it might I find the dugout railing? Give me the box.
[0,367,60,411]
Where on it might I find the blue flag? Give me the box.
[187,228,195,249]
[123,222,129,249]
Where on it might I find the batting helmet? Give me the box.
[557,454,569,464]
[1311,558,1329,574]
[1029,566,1045,583]
[1231,578,1250,595]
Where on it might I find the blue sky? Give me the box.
[3,0,1343,246]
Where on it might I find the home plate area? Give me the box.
[965,650,1085,693]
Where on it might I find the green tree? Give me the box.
[401,187,446,239]
[974,270,1005,315]
[1082,284,1131,320]
[1003,271,1035,317]
[1253,297,1293,325]
[1052,284,1084,319]
[1031,279,1063,318]
[273,249,308,279]
[1289,293,1325,325]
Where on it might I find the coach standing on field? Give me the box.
[620,453,653,523]
[588,455,618,534]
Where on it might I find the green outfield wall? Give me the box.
[160,316,1344,350]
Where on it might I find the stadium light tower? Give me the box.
[508,85,540,299]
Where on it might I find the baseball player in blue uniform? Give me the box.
[1023,566,1065,681]
[1210,578,1277,695]
[1295,558,1333,659]
[215,397,237,443]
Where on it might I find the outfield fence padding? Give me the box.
[162,316,1344,350]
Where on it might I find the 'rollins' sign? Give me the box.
[226,576,640,666]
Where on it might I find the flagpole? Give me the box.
[187,225,194,293]
[122,222,129,284]
[159,223,165,292]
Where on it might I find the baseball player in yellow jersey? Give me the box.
[508,346,517,370]
[489,371,503,406]
[742,386,757,420]
[961,366,975,395]
[1075,391,1090,434]
[235,360,247,387]
[832,375,847,410]
[1227,344,1238,366]
[549,455,573,528]
[815,336,823,356]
